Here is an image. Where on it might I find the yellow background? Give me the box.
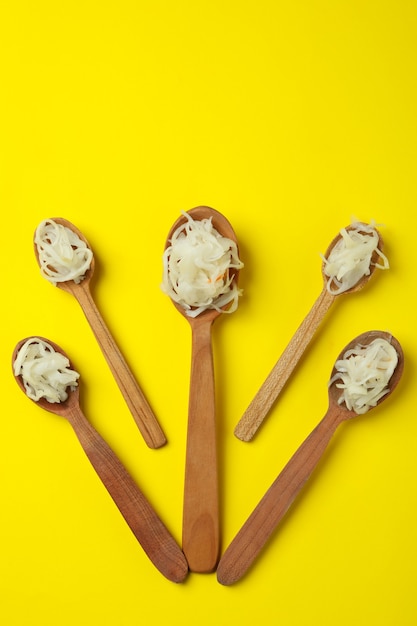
[1,1,416,624]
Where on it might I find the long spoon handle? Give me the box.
[66,405,188,583]
[234,287,335,441]
[217,407,344,585]
[183,318,219,573]
[67,280,166,449]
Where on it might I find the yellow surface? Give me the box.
[1,1,416,624]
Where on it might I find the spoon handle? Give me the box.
[67,280,166,449]
[234,287,335,441]
[217,406,344,585]
[66,405,188,583]
[183,318,219,573]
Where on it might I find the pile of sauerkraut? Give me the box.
[161,212,243,317]
[14,338,80,403]
[329,338,398,414]
[35,219,93,285]
[322,221,389,295]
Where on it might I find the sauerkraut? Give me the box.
[161,212,243,317]
[329,338,398,414]
[35,219,93,285]
[322,221,389,295]
[14,338,80,403]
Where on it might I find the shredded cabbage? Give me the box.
[161,212,243,317]
[321,221,389,295]
[35,219,93,285]
[14,338,80,403]
[329,338,398,414]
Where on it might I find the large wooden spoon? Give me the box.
[164,206,241,573]
[34,218,166,449]
[234,223,386,442]
[218,330,404,585]
[12,337,188,583]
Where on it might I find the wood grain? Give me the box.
[13,338,188,584]
[218,406,345,585]
[36,218,166,449]
[62,277,167,449]
[218,331,403,585]
[234,224,385,442]
[164,206,241,573]
[182,311,219,572]
[67,402,188,583]
[234,287,335,441]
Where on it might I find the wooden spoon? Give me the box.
[34,218,166,449]
[217,330,403,585]
[12,337,188,583]
[234,223,386,442]
[164,206,241,573]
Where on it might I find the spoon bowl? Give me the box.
[34,217,166,449]
[164,206,241,572]
[12,337,188,583]
[218,330,403,585]
[327,329,403,409]
[165,206,241,321]
[13,340,81,418]
[234,222,386,441]
[33,218,96,291]
[321,224,384,295]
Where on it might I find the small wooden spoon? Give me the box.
[217,330,404,585]
[34,218,166,449]
[12,337,188,583]
[164,206,241,573]
[234,223,386,442]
